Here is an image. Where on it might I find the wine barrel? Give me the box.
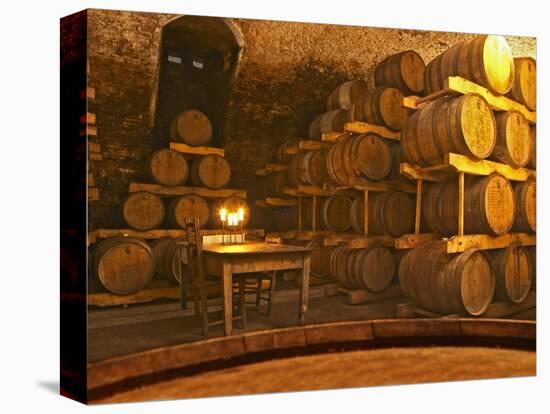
[528,126,536,169]
[287,150,330,187]
[351,86,408,131]
[259,171,289,198]
[262,207,299,232]
[189,155,231,189]
[507,57,536,110]
[291,238,335,279]
[423,174,515,237]
[210,197,250,227]
[121,191,165,231]
[350,192,415,237]
[326,80,369,111]
[330,245,395,291]
[399,242,495,315]
[150,237,182,284]
[424,35,515,95]
[93,237,155,295]
[319,195,352,232]
[388,143,407,180]
[491,111,531,168]
[276,139,299,164]
[147,149,189,186]
[167,195,210,229]
[400,94,496,167]
[326,133,392,185]
[373,50,426,95]
[308,109,350,141]
[512,180,536,233]
[169,109,213,146]
[489,246,532,304]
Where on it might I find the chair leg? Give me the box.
[199,281,209,336]
[266,271,277,317]
[239,278,247,329]
[255,278,262,308]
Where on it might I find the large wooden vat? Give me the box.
[259,171,289,198]
[422,174,515,236]
[350,86,408,131]
[400,94,496,167]
[506,57,536,110]
[373,50,426,95]
[326,133,392,185]
[121,191,166,231]
[330,245,395,291]
[189,154,231,189]
[326,80,368,111]
[147,149,189,186]
[308,109,349,140]
[512,180,536,233]
[425,35,515,95]
[169,109,213,146]
[167,195,210,229]
[399,242,495,315]
[350,191,415,237]
[491,111,531,168]
[92,237,155,295]
[489,246,532,304]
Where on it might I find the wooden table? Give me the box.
[182,242,312,336]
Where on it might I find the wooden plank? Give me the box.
[169,142,225,157]
[324,282,340,297]
[339,284,403,306]
[344,122,400,141]
[403,77,536,124]
[255,163,288,176]
[89,228,265,243]
[483,292,536,318]
[294,230,333,241]
[89,152,102,161]
[321,131,352,143]
[283,185,336,197]
[348,176,417,194]
[395,233,441,250]
[298,140,333,151]
[400,162,452,182]
[88,187,99,202]
[88,141,101,153]
[81,112,96,125]
[446,153,535,182]
[80,126,98,137]
[88,287,180,307]
[80,86,95,100]
[445,76,536,124]
[255,198,297,207]
[323,234,394,248]
[128,183,246,199]
[445,233,536,254]
[88,172,95,187]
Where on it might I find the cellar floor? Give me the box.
[88,282,403,363]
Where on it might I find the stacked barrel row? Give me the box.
[398,35,537,315]
[89,236,185,295]
[90,110,249,296]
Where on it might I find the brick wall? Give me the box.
[83,9,536,228]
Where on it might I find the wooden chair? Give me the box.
[181,218,247,336]
[242,235,280,316]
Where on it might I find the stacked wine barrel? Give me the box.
[398,35,536,315]
[90,110,249,296]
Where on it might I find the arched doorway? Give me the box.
[153,15,244,149]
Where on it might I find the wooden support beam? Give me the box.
[255,198,297,207]
[394,233,441,250]
[88,141,101,153]
[363,190,369,237]
[483,292,536,318]
[89,152,102,161]
[88,287,180,307]
[338,284,403,306]
[255,163,288,176]
[294,230,334,241]
[321,131,352,143]
[81,112,96,125]
[348,176,417,194]
[297,196,302,232]
[128,183,246,199]
[445,233,536,254]
[80,125,97,137]
[169,142,225,157]
[312,195,317,232]
[88,187,99,202]
[80,86,95,100]
[343,122,401,141]
[323,234,394,248]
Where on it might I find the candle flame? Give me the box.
[220,208,227,222]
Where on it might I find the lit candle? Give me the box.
[220,208,227,222]
[238,207,244,222]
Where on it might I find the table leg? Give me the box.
[299,254,311,325]
[222,261,233,336]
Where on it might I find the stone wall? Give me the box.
[83,8,536,228]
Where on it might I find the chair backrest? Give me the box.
[184,218,205,286]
